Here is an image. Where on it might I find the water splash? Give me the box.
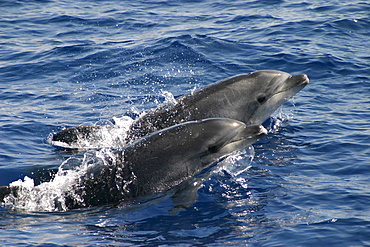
[160,90,177,105]
[4,174,75,212]
[48,116,134,150]
[3,149,117,212]
[269,101,297,132]
[220,146,255,177]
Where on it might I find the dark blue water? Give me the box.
[1,0,370,246]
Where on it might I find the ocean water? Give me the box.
[1,0,370,246]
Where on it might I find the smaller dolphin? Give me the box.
[0,118,267,210]
[51,70,309,149]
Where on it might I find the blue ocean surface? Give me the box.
[1,0,370,246]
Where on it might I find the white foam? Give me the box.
[160,90,177,105]
[49,116,135,150]
[3,149,117,212]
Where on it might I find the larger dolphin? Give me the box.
[51,70,309,149]
[1,118,267,210]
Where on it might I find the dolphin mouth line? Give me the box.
[275,74,309,95]
[231,127,267,144]
[224,133,264,149]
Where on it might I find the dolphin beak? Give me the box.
[235,124,267,143]
[206,123,267,160]
[285,74,309,92]
[296,74,309,86]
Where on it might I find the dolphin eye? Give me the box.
[257,95,267,104]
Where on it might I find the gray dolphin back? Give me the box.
[51,70,308,149]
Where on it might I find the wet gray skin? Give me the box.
[51,70,308,149]
[1,118,267,210]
